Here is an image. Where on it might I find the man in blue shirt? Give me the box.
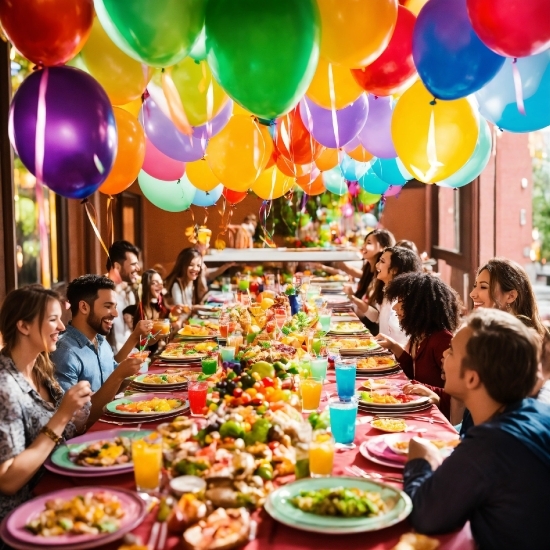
[404,309,550,550]
[52,275,146,397]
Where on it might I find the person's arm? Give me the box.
[333,262,363,279]
[0,381,91,495]
[206,263,236,281]
[170,282,184,306]
[52,346,82,392]
[114,319,154,363]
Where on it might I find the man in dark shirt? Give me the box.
[404,309,550,550]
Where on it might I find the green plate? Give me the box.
[51,430,153,471]
[265,476,411,534]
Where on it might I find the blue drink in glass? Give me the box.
[329,398,358,448]
[335,361,357,401]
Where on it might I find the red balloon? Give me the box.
[274,107,323,165]
[351,6,417,97]
[466,0,550,57]
[0,0,93,66]
[223,188,248,205]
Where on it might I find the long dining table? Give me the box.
[35,311,474,550]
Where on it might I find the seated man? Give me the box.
[52,275,151,395]
[404,309,550,550]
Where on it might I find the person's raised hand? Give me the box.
[403,383,440,405]
[408,437,443,470]
[133,319,154,339]
[115,357,143,380]
[58,381,92,420]
[374,333,400,355]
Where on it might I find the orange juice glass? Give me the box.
[152,318,171,336]
[300,377,323,413]
[309,431,334,477]
[132,434,163,493]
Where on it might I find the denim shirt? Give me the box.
[51,324,118,392]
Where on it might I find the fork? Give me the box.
[346,465,403,484]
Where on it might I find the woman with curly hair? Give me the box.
[375,272,461,419]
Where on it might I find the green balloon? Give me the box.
[358,190,381,206]
[190,27,207,61]
[94,0,206,68]
[205,0,320,119]
[138,171,195,212]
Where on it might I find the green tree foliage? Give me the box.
[532,159,550,260]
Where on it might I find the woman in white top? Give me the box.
[165,248,207,313]
[347,246,422,345]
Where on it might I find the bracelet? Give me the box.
[40,425,63,445]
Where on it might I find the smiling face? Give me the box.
[149,273,164,299]
[362,234,382,262]
[86,289,118,336]
[375,250,394,284]
[187,256,202,281]
[27,298,65,353]
[118,252,141,285]
[470,269,495,309]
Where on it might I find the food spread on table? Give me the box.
[360,391,417,404]
[160,342,219,360]
[370,418,408,433]
[290,487,388,517]
[115,397,183,413]
[357,356,398,368]
[329,322,369,333]
[330,338,379,350]
[69,437,132,467]
[178,322,219,337]
[139,370,197,385]
[25,491,125,537]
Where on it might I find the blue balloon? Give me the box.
[476,50,550,133]
[413,0,505,100]
[371,158,408,186]
[437,119,492,188]
[339,153,370,181]
[322,166,348,196]
[191,182,223,206]
[358,167,390,195]
[396,158,414,181]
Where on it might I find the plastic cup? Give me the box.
[310,357,328,381]
[201,355,218,375]
[188,380,209,416]
[329,398,358,449]
[219,346,236,362]
[335,360,357,401]
[309,431,334,477]
[132,434,163,493]
[300,377,323,413]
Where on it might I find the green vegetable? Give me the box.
[58,518,73,531]
[255,463,274,480]
[244,418,271,446]
[175,459,209,476]
[227,370,237,381]
[240,373,255,389]
[308,410,330,430]
[360,391,373,403]
[220,420,245,439]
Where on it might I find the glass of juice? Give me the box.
[318,308,332,332]
[310,357,328,382]
[227,333,243,351]
[335,360,357,401]
[188,379,209,416]
[329,397,358,449]
[300,376,323,413]
[219,314,230,339]
[152,318,171,336]
[264,273,275,290]
[309,431,334,477]
[132,434,163,494]
[201,354,218,376]
[219,346,236,362]
[238,276,250,292]
[221,277,231,292]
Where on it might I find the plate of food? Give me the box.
[360,379,401,391]
[177,323,219,339]
[358,390,430,409]
[105,393,188,417]
[47,429,153,475]
[329,338,380,353]
[265,476,411,534]
[385,433,460,456]
[133,370,196,389]
[370,418,408,433]
[160,341,218,362]
[329,322,370,335]
[1,487,147,549]
[356,356,398,370]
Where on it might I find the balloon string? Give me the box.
[259,199,276,247]
[161,67,193,135]
[252,118,266,180]
[511,58,526,116]
[106,195,115,246]
[328,62,340,149]
[81,199,111,260]
[203,206,209,227]
[205,76,214,140]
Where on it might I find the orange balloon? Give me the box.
[276,154,316,178]
[252,166,294,200]
[99,107,145,195]
[119,96,143,118]
[233,103,253,117]
[347,144,374,163]
[317,0,398,68]
[307,56,363,109]
[315,147,339,170]
[297,172,325,195]
[186,159,219,192]
[206,115,267,192]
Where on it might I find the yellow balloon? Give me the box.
[186,159,220,192]
[317,0,398,68]
[405,0,430,16]
[206,115,267,192]
[252,166,294,200]
[233,103,253,117]
[158,57,229,127]
[119,97,142,117]
[80,18,152,105]
[259,124,274,170]
[306,56,363,109]
[391,81,479,183]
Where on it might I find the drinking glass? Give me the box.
[152,318,171,336]
[264,273,275,290]
[300,377,323,412]
[335,360,357,401]
[219,346,236,362]
[219,314,230,339]
[227,333,243,351]
[310,357,328,382]
[188,379,209,416]
[329,397,358,449]
[318,308,332,332]
[201,354,218,376]
[305,329,315,354]
[132,434,163,493]
[238,276,250,292]
[309,431,334,477]
[221,276,231,292]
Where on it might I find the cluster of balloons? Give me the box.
[3,0,550,210]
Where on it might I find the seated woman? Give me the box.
[0,285,92,520]
[375,272,461,420]
[347,246,422,345]
[165,248,208,314]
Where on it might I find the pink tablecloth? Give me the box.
[35,366,474,550]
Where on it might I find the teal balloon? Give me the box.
[94,0,206,67]
[339,154,370,181]
[358,190,381,206]
[205,0,320,119]
[322,167,348,196]
[372,158,409,186]
[437,119,492,188]
[358,167,390,195]
[192,183,223,206]
[138,171,195,212]
[396,158,414,180]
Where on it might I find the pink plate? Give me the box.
[359,441,404,470]
[2,486,146,548]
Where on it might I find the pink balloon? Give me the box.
[383,185,403,197]
[341,203,354,218]
[348,180,360,196]
[142,137,186,181]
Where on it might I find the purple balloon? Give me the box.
[383,185,403,197]
[348,180,360,197]
[192,100,233,140]
[343,136,361,153]
[139,97,207,162]
[358,96,397,159]
[299,95,369,148]
[10,67,116,199]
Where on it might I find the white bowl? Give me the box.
[169,475,206,497]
